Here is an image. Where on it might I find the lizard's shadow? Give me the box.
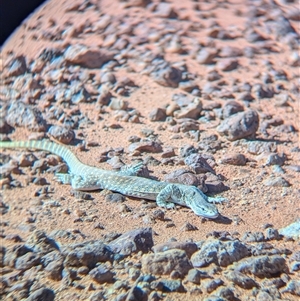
[210,215,232,224]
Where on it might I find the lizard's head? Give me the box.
[183,186,219,219]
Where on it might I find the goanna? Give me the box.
[0,140,227,218]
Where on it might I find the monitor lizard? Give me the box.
[0,140,227,218]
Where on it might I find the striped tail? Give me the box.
[0,140,82,172]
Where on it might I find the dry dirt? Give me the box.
[1,0,300,300]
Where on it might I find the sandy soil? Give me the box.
[1,0,299,300]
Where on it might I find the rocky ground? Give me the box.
[0,0,300,300]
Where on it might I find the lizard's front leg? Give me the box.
[156,184,180,209]
[207,196,228,204]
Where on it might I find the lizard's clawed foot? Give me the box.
[207,197,228,204]
[54,173,71,184]
[157,201,176,210]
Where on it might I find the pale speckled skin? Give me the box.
[0,140,227,218]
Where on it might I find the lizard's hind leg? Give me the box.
[54,173,72,184]
[118,162,144,176]
[54,173,94,190]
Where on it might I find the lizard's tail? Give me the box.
[0,140,82,172]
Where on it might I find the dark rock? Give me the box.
[151,61,182,88]
[281,280,300,296]
[220,153,247,166]
[197,49,218,64]
[215,287,236,301]
[101,72,116,84]
[105,193,125,203]
[155,2,177,18]
[161,147,175,158]
[26,287,55,301]
[206,70,222,82]
[148,291,161,301]
[6,55,27,76]
[216,59,238,71]
[33,177,48,185]
[0,161,22,175]
[125,285,147,301]
[128,141,162,153]
[279,220,300,240]
[238,91,255,101]
[108,228,153,256]
[287,8,300,21]
[186,268,203,284]
[89,291,105,301]
[222,101,244,119]
[265,153,286,166]
[8,279,33,298]
[128,267,140,281]
[3,244,31,267]
[122,0,151,8]
[217,110,259,141]
[5,234,22,242]
[241,231,265,243]
[184,154,215,174]
[42,251,64,277]
[245,29,266,43]
[153,241,198,258]
[62,267,77,284]
[109,98,128,110]
[262,277,286,289]
[179,144,198,157]
[191,239,249,268]
[142,249,192,277]
[25,230,59,255]
[164,169,200,187]
[263,176,290,187]
[205,180,228,193]
[97,85,112,105]
[178,81,199,93]
[235,255,287,278]
[151,279,185,292]
[48,125,75,144]
[180,222,198,231]
[151,209,165,221]
[173,98,202,119]
[255,290,274,301]
[198,134,222,153]
[17,153,37,167]
[224,270,258,289]
[178,120,199,132]
[0,118,14,133]
[64,44,114,68]
[289,261,299,272]
[45,260,64,281]
[219,46,243,57]
[272,16,297,39]
[89,264,115,284]
[202,278,224,293]
[63,240,113,269]
[149,108,167,122]
[265,228,280,241]
[247,141,277,155]
[6,101,47,132]
[32,158,49,173]
[15,252,41,270]
[253,84,275,99]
